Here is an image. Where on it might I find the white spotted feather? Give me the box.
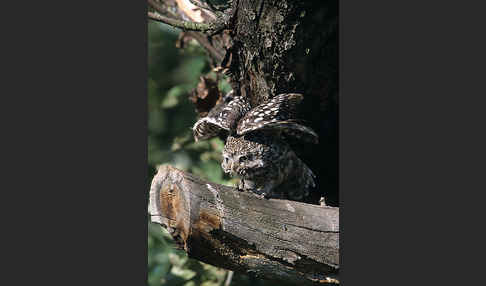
[192,91,251,141]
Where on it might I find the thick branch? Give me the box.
[148,165,339,284]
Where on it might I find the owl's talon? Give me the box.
[259,193,269,199]
[319,196,327,206]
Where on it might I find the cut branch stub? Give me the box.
[149,165,340,284]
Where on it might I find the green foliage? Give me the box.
[148,21,264,286]
[148,223,227,286]
[148,20,227,286]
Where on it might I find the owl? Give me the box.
[192,91,318,200]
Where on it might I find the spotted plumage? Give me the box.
[222,132,315,200]
[192,91,318,200]
[237,93,318,144]
[193,90,251,141]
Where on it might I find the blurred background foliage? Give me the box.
[148,21,271,286]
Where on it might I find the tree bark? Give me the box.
[149,165,339,284]
[228,0,338,205]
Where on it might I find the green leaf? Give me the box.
[171,265,196,280]
[161,86,184,108]
[218,78,232,94]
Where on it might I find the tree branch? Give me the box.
[183,31,225,63]
[148,11,218,32]
[148,0,225,33]
[148,165,340,284]
[188,0,214,12]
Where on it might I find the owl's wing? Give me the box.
[258,120,319,144]
[193,91,251,141]
[236,93,319,144]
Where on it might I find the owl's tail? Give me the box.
[285,155,316,201]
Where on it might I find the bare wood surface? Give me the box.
[148,165,339,284]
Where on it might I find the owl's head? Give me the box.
[221,133,285,177]
[222,135,265,177]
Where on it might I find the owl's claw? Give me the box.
[258,192,269,199]
[319,196,327,206]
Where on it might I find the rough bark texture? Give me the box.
[226,0,338,205]
[149,165,339,284]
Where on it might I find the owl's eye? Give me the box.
[224,157,229,164]
[238,155,247,163]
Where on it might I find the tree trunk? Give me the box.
[228,0,338,205]
[149,165,339,284]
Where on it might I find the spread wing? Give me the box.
[236,93,318,144]
[193,91,251,141]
